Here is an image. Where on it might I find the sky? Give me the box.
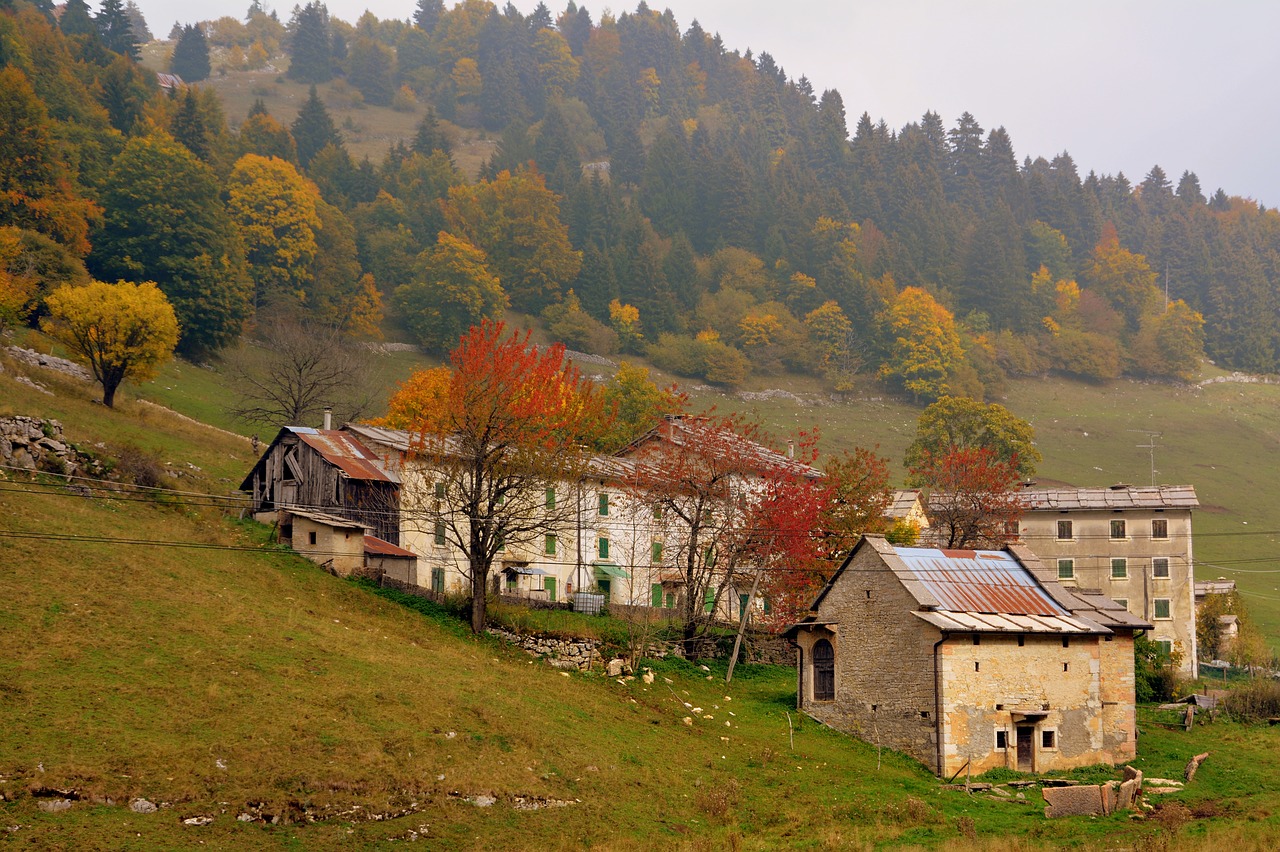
[133,0,1280,208]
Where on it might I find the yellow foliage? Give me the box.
[41,280,179,407]
[451,57,483,100]
[737,312,781,348]
[1041,316,1061,336]
[376,367,451,431]
[695,329,720,343]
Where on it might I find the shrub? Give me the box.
[1221,679,1280,722]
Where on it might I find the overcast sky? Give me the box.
[133,0,1280,207]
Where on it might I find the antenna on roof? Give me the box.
[1127,430,1161,486]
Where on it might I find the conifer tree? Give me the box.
[59,0,97,38]
[170,23,210,81]
[286,1,333,84]
[96,0,138,58]
[291,85,341,168]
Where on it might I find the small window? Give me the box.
[1003,520,1020,537]
[1111,558,1128,579]
[995,730,1008,749]
[545,488,556,510]
[1151,518,1169,539]
[1042,729,1056,749]
[434,521,446,546]
[598,537,610,559]
[1056,519,1073,540]
[1017,635,1025,647]
[1114,598,1128,611]
[434,481,446,500]
[972,635,981,646]
[598,492,610,516]
[665,591,675,608]
[974,661,980,672]
[1154,598,1172,619]
[308,530,317,545]
[1156,639,1173,655]
[1057,559,1074,580]
[1063,662,1069,672]
[651,584,663,607]
[544,534,557,556]
[651,540,663,563]
[431,566,445,593]
[652,504,663,520]
[1062,636,1070,648]
[1152,557,1170,579]
[1110,519,1127,539]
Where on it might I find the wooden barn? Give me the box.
[240,427,401,546]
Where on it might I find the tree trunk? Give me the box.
[470,556,487,634]
[102,380,119,408]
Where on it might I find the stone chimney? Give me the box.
[323,407,332,430]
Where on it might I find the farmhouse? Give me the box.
[787,536,1149,777]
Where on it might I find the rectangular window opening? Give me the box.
[1056,520,1073,540]
[1057,558,1074,580]
[1017,635,1025,647]
[598,492,610,516]
[1111,558,1128,579]
[1152,518,1169,539]
[1153,557,1171,579]
[1154,598,1172,619]
[1110,519,1127,539]
[995,730,1008,750]
[1042,730,1056,749]
[544,534,557,556]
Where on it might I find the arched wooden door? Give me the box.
[813,638,835,701]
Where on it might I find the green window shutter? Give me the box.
[545,488,556,510]
[545,534,557,555]
[433,521,446,546]
[598,537,609,559]
[651,540,662,563]
[434,481,445,499]
[544,577,556,602]
[598,492,609,515]
[739,593,750,617]
[651,584,663,607]
[665,592,674,608]
[704,588,715,613]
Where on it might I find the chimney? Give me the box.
[323,407,332,430]
[787,439,795,459]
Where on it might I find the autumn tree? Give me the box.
[0,67,99,257]
[0,226,89,329]
[913,447,1022,549]
[91,131,251,357]
[879,286,966,402]
[1130,299,1206,381]
[391,320,611,634]
[622,412,808,655]
[228,314,376,428]
[42,280,179,408]
[395,231,507,351]
[441,167,581,312]
[1081,223,1161,331]
[598,361,677,451]
[904,396,1041,483]
[226,154,321,309]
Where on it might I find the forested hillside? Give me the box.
[4,0,1280,403]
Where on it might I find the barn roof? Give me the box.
[238,426,398,492]
[364,535,417,558]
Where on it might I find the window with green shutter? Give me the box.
[651,584,663,607]
[546,487,556,510]
[598,492,609,516]
[704,588,715,613]
[1111,558,1127,579]
[1154,598,1171,619]
[598,537,609,559]
[651,540,663,563]
[434,521,446,546]
[545,534,556,556]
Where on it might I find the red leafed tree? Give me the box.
[913,447,1022,549]
[391,320,610,633]
[622,410,804,655]
[753,441,893,632]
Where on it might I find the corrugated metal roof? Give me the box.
[295,429,398,483]
[913,610,1104,634]
[364,535,416,558]
[892,546,1068,617]
[1014,485,1198,511]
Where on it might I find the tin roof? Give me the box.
[294,428,398,484]
[892,546,1069,617]
[364,535,417,558]
[1013,485,1198,511]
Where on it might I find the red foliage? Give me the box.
[912,447,1022,549]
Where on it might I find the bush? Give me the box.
[1135,634,1182,703]
[1221,679,1280,722]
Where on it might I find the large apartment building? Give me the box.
[1011,485,1198,677]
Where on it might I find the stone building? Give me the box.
[1011,485,1198,677]
[787,536,1149,777]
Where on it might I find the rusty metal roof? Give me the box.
[1014,485,1198,511]
[892,546,1068,618]
[363,535,417,558]
[293,428,398,484]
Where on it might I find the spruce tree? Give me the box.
[170,24,210,81]
[96,0,139,58]
[59,0,97,37]
[287,2,333,84]
[411,108,451,157]
[291,85,341,169]
[412,0,442,32]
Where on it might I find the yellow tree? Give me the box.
[442,167,581,312]
[226,154,322,309]
[394,231,507,352]
[533,28,578,96]
[1081,223,1161,331]
[880,286,965,402]
[42,280,180,408]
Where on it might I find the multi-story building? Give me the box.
[1012,485,1198,677]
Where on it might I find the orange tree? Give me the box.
[382,320,610,634]
[911,446,1022,549]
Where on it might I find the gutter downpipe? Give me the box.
[933,631,948,777]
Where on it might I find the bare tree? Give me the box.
[228,315,377,429]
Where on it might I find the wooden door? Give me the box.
[1016,726,1034,772]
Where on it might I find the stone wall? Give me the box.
[0,417,92,477]
[796,543,941,772]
